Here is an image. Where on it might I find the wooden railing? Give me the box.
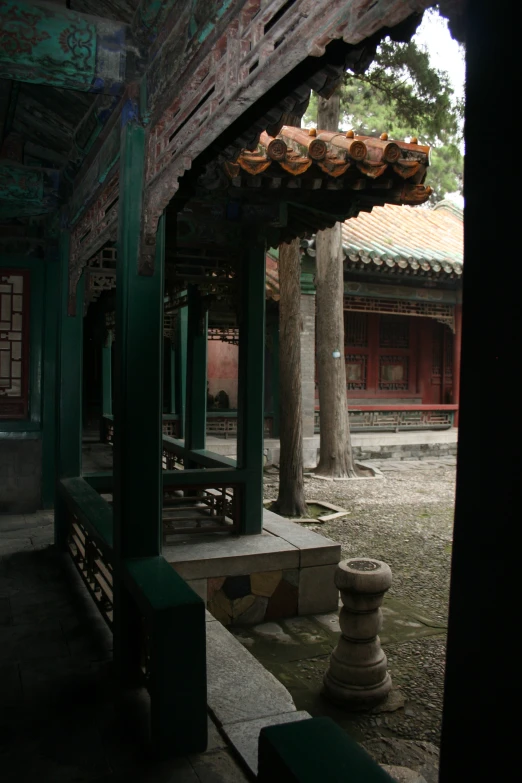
[58,476,207,754]
[162,436,243,536]
[103,413,274,441]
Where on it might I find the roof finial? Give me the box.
[346,129,355,138]
[410,136,418,144]
[380,132,388,141]
[309,128,317,137]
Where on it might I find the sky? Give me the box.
[413,9,465,205]
[413,9,465,103]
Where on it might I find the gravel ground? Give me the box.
[262,457,456,766]
[266,458,456,624]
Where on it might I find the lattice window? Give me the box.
[345,354,367,390]
[344,312,368,347]
[379,315,409,348]
[379,355,409,390]
[0,271,29,419]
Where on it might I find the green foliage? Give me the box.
[305,35,464,202]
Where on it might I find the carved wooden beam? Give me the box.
[0,0,131,93]
[0,160,60,217]
[140,0,431,272]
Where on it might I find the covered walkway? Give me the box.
[0,513,247,783]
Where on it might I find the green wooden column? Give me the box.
[41,253,59,508]
[269,315,280,439]
[101,330,113,416]
[169,341,176,414]
[175,304,187,438]
[54,226,85,547]
[184,285,208,457]
[112,117,165,677]
[237,239,266,535]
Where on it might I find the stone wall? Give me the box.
[352,442,458,461]
[0,437,42,513]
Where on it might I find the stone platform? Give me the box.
[164,509,341,626]
[205,430,458,468]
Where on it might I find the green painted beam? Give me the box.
[83,471,114,494]
[101,332,113,417]
[59,477,113,556]
[258,717,394,782]
[55,227,84,547]
[163,467,245,487]
[123,556,207,756]
[185,285,207,460]
[169,341,176,414]
[0,1,128,94]
[237,239,266,535]
[41,254,59,508]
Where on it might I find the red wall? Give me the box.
[207,340,239,408]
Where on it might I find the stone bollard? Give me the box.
[323,558,392,710]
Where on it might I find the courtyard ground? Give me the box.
[230,456,456,782]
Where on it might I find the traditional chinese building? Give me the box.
[0,2,513,781]
[205,198,463,446]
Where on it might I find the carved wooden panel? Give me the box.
[0,270,29,419]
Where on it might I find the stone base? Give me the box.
[206,430,458,467]
[322,671,392,711]
[163,509,341,626]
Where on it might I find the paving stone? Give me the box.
[314,611,341,634]
[206,619,296,726]
[0,620,69,663]
[0,596,12,626]
[0,662,22,707]
[222,711,312,776]
[382,765,428,782]
[252,622,296,645]
[298,564,339,616]
[190,749,250,782]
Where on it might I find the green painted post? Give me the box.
[237,239,266,535]
[55,227,84,547]
[169,341,176,414]
[175,304,187,438]
[101,331,113,417]
[270,316,280,439]
[112,117,164,680]
[185,285,207,458]
[41,255,59,508]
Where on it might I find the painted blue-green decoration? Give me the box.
[0,0,127,93]
[0,162,59,218]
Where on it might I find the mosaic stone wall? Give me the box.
[207,569,300,626]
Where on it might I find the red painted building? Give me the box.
[207,199,463,434]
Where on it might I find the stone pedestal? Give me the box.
[323,558,392,709]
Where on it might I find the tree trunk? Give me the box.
[315,90,356,477]
[273,238,308,516]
